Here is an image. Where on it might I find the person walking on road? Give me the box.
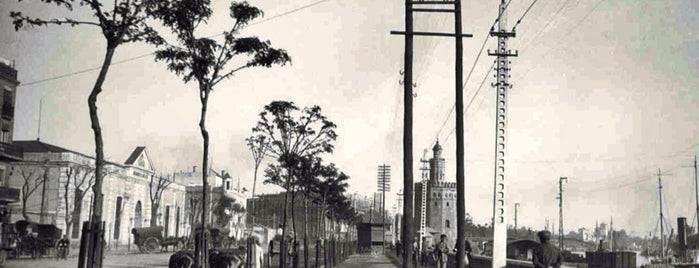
[434,234,450,268]
[532,231,563,268]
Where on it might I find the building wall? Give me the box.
[7,149,188,245]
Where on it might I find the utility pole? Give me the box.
[489,1,517,266]
[378,164,391,251]
[658,168,665,263]
[514,203,520,237]
[694,155,698,240]
[391,2,472,268]
[556,177,567,251]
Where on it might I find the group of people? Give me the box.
[404,230,563,268]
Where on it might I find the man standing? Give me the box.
[533,231,563,268]
[412,237,419,266]
[435,234,450,268]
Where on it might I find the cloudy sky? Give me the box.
[0,0,697,237]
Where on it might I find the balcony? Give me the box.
[0,142,22,161]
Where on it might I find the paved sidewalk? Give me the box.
[336,252,400,268]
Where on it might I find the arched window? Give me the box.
[446,220,451,228]
[434,202,438,206]
[446,202,449,207]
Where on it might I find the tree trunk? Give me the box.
[22,197,31,221]
[89,44,116,225]
[280,167,293,268]
[150,203,159,227]
[251,165,259,229]
[199,87,211,268]
[291,187,297,240]
[64,171,71,235]
[303,195,309,268]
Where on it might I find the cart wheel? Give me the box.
[143,237,160,254]
[0,250,7,267]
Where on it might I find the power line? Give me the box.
[17,0,334,88]
[428,0,514,149]
[511,0,540,32]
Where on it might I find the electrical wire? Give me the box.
[17,0,335,88]
[426,0,514,153]
[511,0,539,32]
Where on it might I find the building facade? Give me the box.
[413,141,458,245]
[0,58,23,186]
[178,167,248,239]
[7,141,187,246]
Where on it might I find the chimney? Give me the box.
[193,166,197,173]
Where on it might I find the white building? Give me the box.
[7,141,187,247]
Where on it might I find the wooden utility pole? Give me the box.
[489,0,517,267]
[557,177,567,251]
[453,1,467,268]
[694,156,698,239]
[658,168,665,263]
[391,2,472,267]
[378,164,391,251]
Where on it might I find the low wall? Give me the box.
[466,255,534,268]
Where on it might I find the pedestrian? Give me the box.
[532,231,563,268]
[434,234,450,268]
[251,236,263,268]
[412,237,419,266]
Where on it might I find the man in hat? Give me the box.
[533,231,563,268]
[434,234,451,268]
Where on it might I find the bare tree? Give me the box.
[62,164,96,238]
[17,166,46,221]
[149,173,173,227]
[11,0,164,231]
[245,135,267,229]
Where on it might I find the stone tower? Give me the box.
[414,141,458,246]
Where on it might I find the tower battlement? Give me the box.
[429,181,457,189]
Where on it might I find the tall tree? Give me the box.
[150,2,290,265]
[63,164,96,238]
[313,165,349,239]
[245,135,267,228]
[252,101,337,268]
[11,0,164,230]
[149,173,173,227]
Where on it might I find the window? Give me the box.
[113,197,123,239]
[226,181,231,191]
[446,220,450,228]
[434,202,438,206]
[2,88,13,119]
[446,202,449,207]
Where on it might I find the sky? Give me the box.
[0,0,697,237]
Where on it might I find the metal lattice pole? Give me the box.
[489,1,517,267]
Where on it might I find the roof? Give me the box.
[14,140,74,154]
[432,141,442,152]
[13,140,122,167]
[124,146,146,165]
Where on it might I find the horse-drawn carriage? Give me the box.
[131,226,186,253]
[7,220,63,259]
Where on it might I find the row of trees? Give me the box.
[247,101,360,268]
[12,0,291,266]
